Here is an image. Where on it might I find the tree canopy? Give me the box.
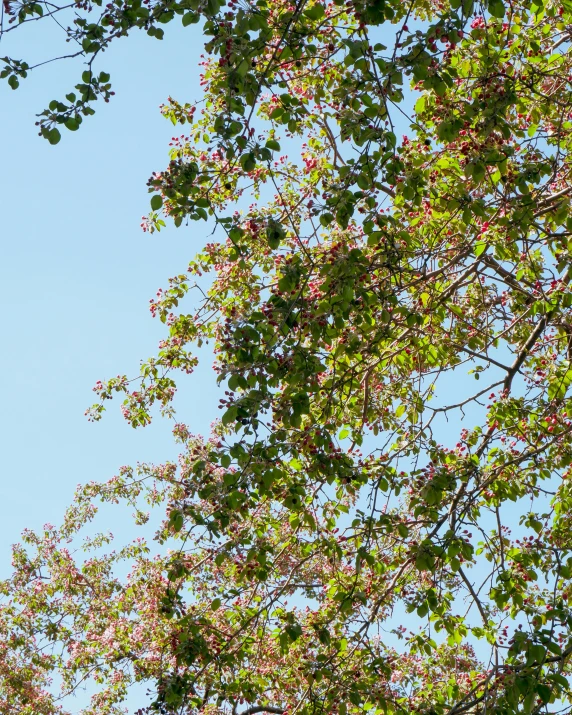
[3,0,572,714]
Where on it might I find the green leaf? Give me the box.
[488,0,505,16]
[65,117,80,131]
[537,684,552,704]
[169,510,184,533]
[303,4,325,20]
[150,195,163,211]
[415,550,435,572]
[182,11,198,25]
[266,219,285,249]
[546,641,562,655]
[240,153,256,172]
[47,128,61,145]
[414,95,426,113]
[222,406,237,425]
[472,162,486,182]
[474,241,487,257]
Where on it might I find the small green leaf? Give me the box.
[472,162,486,182]
[240,153,256,172]
[47,128,61,145]
[304,3,325,19]
[488,0,505,17]
[415,550,435,572]
[65,117,80,131]
[169,510,184,533]
[415,95,426,113]
[182,11,198,25]
[474,241,487,257]
[150,195,163,211]
[537,684,552,704]
[222,406,237,425]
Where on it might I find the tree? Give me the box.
[3,0,572,713]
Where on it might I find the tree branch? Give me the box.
[503,311,553,392]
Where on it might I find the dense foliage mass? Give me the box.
[4,0,572,714]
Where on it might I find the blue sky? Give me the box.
[0,21,223,570]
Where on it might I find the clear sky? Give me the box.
[0,21,222,570]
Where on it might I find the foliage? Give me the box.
[4,0,572,714]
